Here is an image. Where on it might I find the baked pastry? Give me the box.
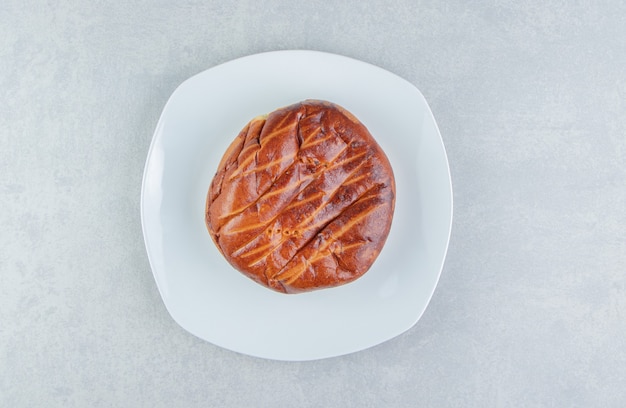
[205,100,395,293]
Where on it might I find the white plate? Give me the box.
[141,50,452,361]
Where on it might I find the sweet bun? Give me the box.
[206,100,395,293]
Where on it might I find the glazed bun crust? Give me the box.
[206,100,395,293]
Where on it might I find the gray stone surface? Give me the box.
[1,1,625,406]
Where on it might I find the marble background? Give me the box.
[1,1,625,406]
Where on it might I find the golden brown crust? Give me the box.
[206,100,395,293]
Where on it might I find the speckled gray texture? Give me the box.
[1,0,625,406]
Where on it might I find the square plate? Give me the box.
[141,50,452,361]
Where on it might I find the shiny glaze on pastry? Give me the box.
[206,100,395,293]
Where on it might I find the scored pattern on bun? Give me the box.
[206,100,395,293]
